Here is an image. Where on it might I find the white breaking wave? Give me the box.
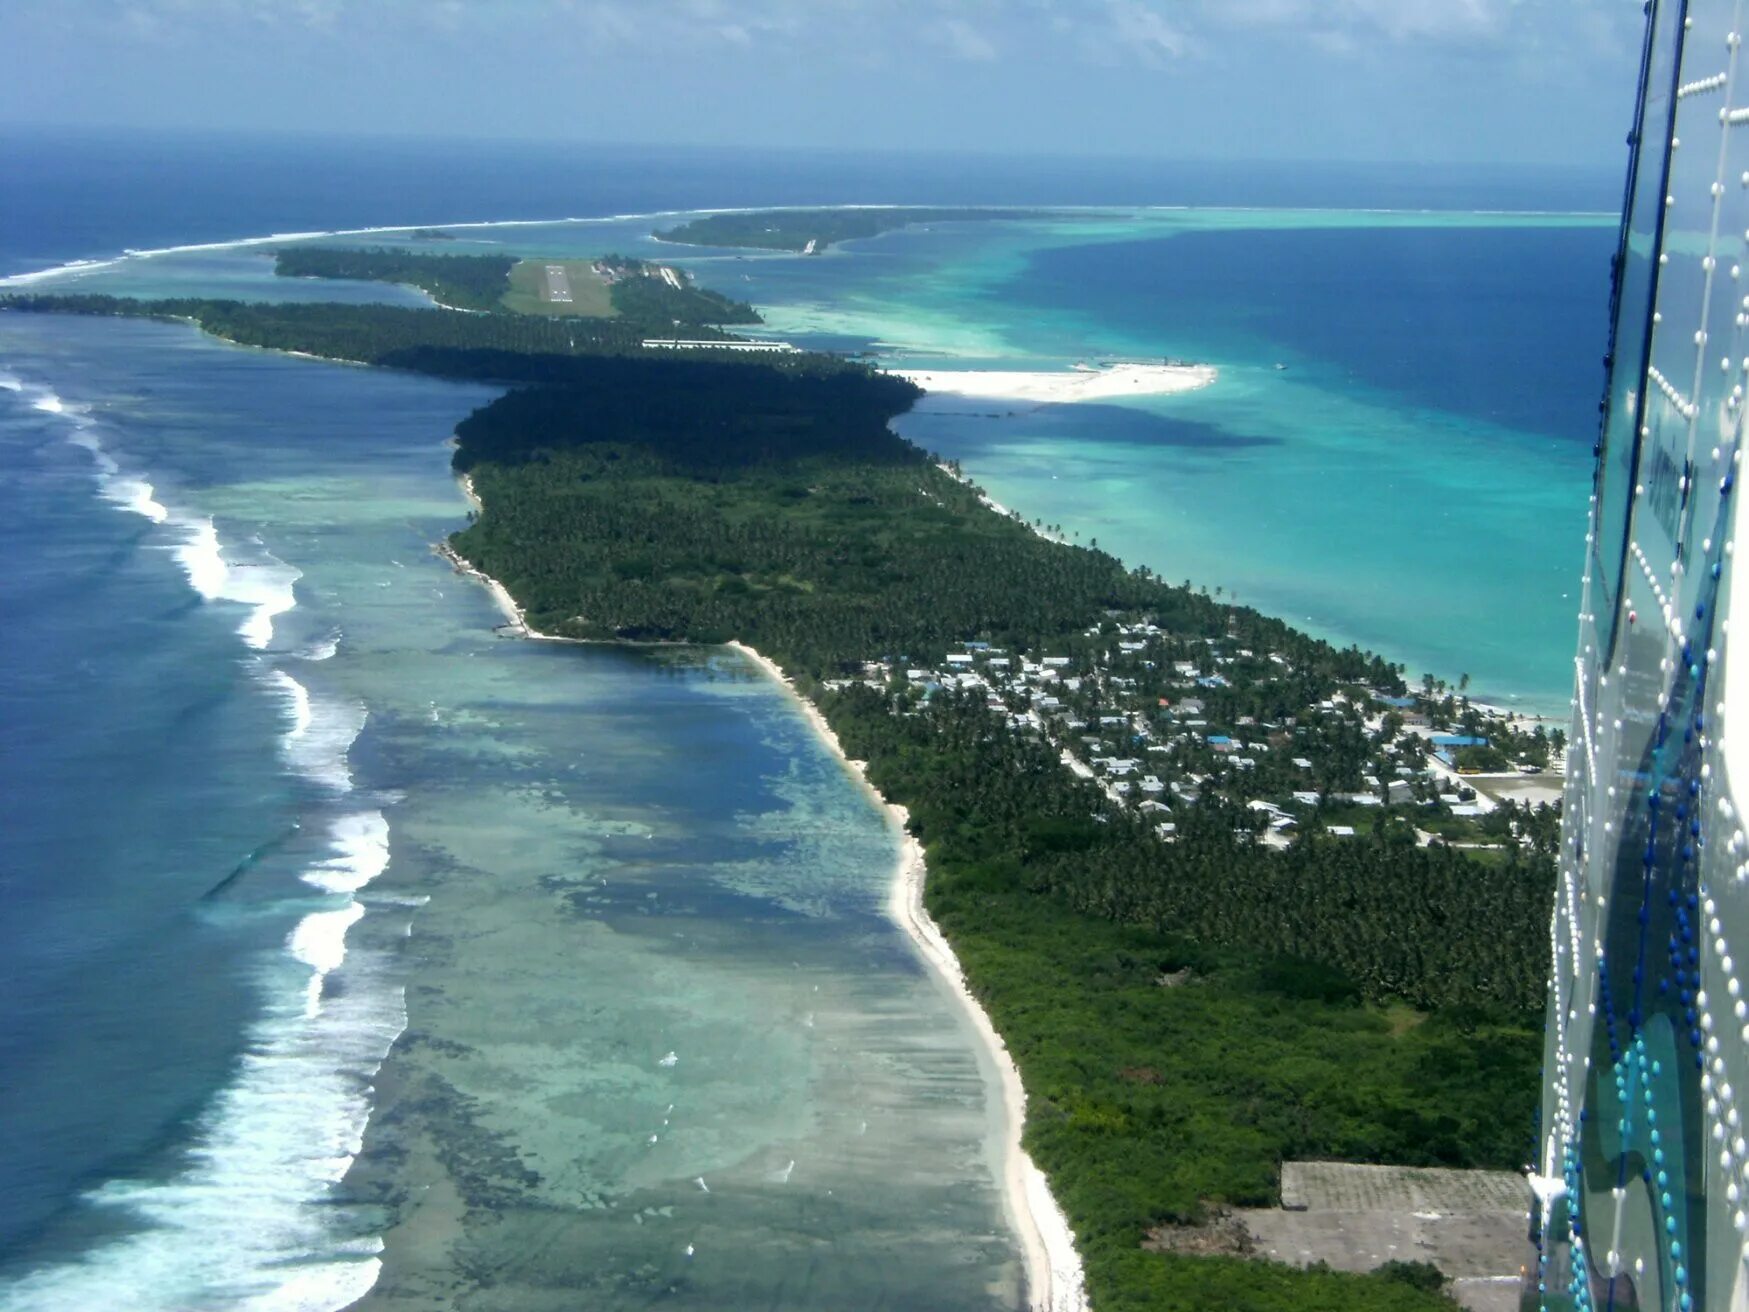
[0,256,130,286]
[290,901,367,1017]
[101,474,170,523]
[302,811,391,895]
[288,812,389,1019]
[13,382,173,524]
[12,381,303,648]
[0,209,711,291]
[264,669,365,795]
[172,519,302,650]
[64,430,171,523]
[0,817,406,1311]
[301,631,342,662]
[3,355,400,1312]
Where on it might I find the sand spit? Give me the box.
[894,361,1215,405]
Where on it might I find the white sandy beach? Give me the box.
[894,361,1215,404]
[725,640,1089,1312]
[445,474,581,643]
[444,480,1089,1311]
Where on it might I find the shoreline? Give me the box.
[722,641,1088,1312]
[439,474,1086,1310]
[893,361,1215,406]
[936,460,1067,545]
[442,474,585,644]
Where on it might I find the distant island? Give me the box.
[655,206,1057,253]
[273,245,761,325]
[4,248,1556,1312]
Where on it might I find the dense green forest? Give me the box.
[274,247,516,311]
[655,206,1055,251]
[601,265,761,326]
[3,288,1539,1311]
[0,295,772,369]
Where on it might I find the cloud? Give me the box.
[1102,1,1190,65]
[929,16,998,62]
[54,0,1641,93]
[1201,0,1515,48]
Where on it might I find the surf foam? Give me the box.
[0,814,403,1312]
[0,207,759,293]
[264,669,365,795]
[302,811,390,895]
[0,367,399,1312]
[172,519,302,649]
[11,382,174,524]
[13,381,301,644]
[0,916,404,1312]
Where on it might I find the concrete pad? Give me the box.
[1279,1161,1528,1212]
[1238,1162,1533,1311]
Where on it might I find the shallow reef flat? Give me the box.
[341,643,1020,1312]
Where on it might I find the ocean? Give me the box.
[0,128,1617,1308]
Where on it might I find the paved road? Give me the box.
[543,264,572,304]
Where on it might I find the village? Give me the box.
[826,618,1566,855]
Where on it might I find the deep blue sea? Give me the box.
[0,129,1620,1308]
[0,127,1618,279]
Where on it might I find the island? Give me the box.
[5,261,1556,1312]
[273,246,761,325]
[655,206,1058,253]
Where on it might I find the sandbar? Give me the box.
[894,361,1215,404]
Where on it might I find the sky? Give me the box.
[6,0,1644,167]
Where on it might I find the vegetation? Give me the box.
[442,365,1544,1311]
[1086,1256,1457,1312]
[1372,1261,1450,1295]
[446,387,1420,680]
[656,206,1055,252]
[596,254,761,326]
[3,286,1542,1312]
[1454,743,1513,773]
[0,295,761,368]
[820,684,1540,1287]
[272,246,761,326]
[829,688,1548,1014]
[501,259,615,318]
[274,246,515,311]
